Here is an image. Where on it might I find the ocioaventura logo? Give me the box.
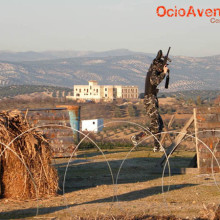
[156,6,220,23]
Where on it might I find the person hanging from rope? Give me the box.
[131,50,169,152]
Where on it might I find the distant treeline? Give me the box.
[0,85,73,99]
[138,90,220,102]
[0,85,219,104]
[159,90,220,102]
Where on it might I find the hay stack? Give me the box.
[0,110,58,199]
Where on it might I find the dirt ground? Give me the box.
[0,148,220,220]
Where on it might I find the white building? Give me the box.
[82,119,104,133]
[68,81,139,101]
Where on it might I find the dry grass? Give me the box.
[76,214,181,220]
[0,110,58,199]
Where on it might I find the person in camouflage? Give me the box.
[131,50,169,152]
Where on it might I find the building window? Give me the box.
[79,89,81,92]
[90,86,92,90]
[105,88,107,91]
[93,121,95,124]
[76,88,77,91]
[105,94,107,97]
[96,89,98,93]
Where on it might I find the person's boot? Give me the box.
[153,146,160,152]
[130,131,148,146]
[153,139,164,152]
[153,145,164,152]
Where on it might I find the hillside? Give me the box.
[0,49,144,62]
[0,85,72,99]
[0,51,219,92]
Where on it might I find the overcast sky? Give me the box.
[0,0,219,56]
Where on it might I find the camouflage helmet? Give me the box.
[152,50,164,72]
[155,50,163,60]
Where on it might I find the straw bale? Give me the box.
[0,110,58,199]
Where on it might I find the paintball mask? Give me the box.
[153,50,164,72]
[155,50,163,60]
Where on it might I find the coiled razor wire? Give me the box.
[0,123,220,218]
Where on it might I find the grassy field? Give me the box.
[0,148,219,219]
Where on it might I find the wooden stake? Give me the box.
[160,115,194,166]
[193,108,200,169]
[160,114,175,145]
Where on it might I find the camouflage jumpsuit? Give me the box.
[144,69,165,148]
[135,60,166,149]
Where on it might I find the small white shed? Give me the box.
[81,119,104,133]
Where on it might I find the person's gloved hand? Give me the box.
[163,65,169,74]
